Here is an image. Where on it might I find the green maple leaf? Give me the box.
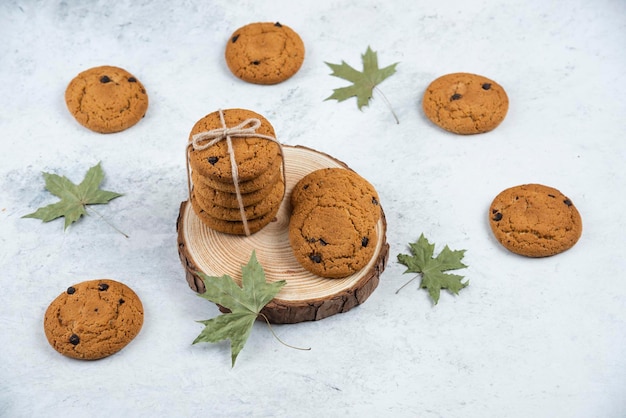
[23,162,122,230]
[193,251,286,367]
[325,46,399,123]
[396,234,469,305]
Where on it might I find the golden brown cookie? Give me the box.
[290,168,381,224]
[289,197,378,279]
[65,65,148,133]
[188,108,281,183]
[43,279,143,360]
[225,22,305,85]
[422,72,508,134]
[192,153,283,194]
[193,178,284,221]
[489,184,582,257]
[191,196,281,235]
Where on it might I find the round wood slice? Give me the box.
[176,145,389,324]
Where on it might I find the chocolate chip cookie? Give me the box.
[43,279,144,360]
[422,72,508,134]
[65,65,148,133]
[225,22,305,84]
[288,168,381,278]
[489,184,582,257]
[289,198,378,279]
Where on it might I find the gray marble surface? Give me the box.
[1,0,625,417]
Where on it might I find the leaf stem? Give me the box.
[374,86,400,124]
[86,206,129,238]
[395,274,420,294]
[260,313,311,351]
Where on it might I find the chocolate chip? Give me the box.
[564,199,572,206]
[98,283,109,291]
[207,156,219,165]
[450,93,462,101]
[119,299,125,305]
[361,237,369,247]
[309,253,322,263]
[493,212,503,221]
[66,286,76,295]
[482,83,492,90]
[69,334,80,345]
[319,238,328,246]
[372,197,379,206]
[252,60,260,65]
[128,77,137,82]
[100,75,111,83]
[548,194,555,198]
[274,22,282,27]
[231,34,239,43]
[303,184,309,190]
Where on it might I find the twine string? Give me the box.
[190,117,264,150]
[186,109,285,236]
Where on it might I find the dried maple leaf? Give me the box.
[325,46,399,123]
[23,162,123,230]
[396,234,469,305]
[193,251,287,367]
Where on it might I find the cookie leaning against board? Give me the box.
[289,168,381,279]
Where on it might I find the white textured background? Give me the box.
[1,0,625,417]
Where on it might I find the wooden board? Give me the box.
[176,145,389,324]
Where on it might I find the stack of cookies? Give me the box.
[187,108,285,235]
[289,168,381,278]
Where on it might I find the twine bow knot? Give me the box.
[186,109,284,237]
[190,118,263,151]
